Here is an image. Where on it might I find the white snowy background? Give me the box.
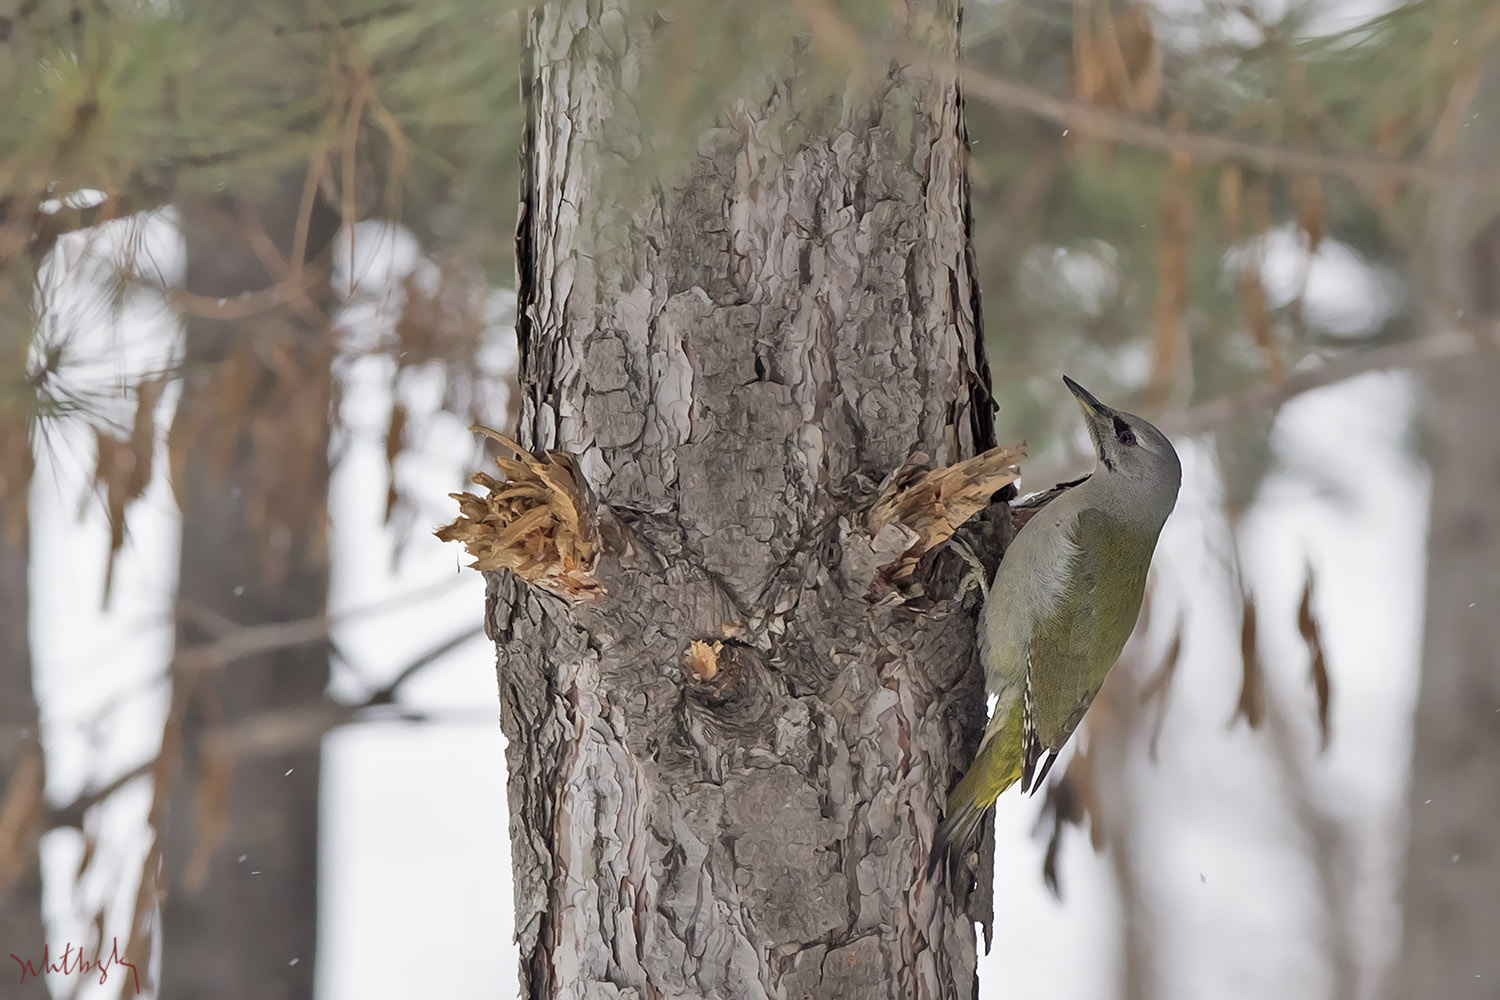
[23,206,1424,998]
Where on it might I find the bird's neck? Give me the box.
[1071,471,1174,539]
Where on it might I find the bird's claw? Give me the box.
[948,536,990,602]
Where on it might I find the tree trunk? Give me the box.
[1392,352,1500,999]
[491,3,998,997]
[0,444,44,953]
[0,266,44,956]
[1392,293,1500,998]
[160,176,340,998]
[1391,63,1500,1000]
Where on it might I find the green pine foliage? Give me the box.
[0,0,1492,488]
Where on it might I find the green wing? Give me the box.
[1021,507,1153,790]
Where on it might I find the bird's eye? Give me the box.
[1112,416,1136,447]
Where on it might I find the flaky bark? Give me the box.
[488,3,1001,997]
[159,176,339,999]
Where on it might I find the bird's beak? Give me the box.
[1062,375,1112,421]
[1062,375,1118,459]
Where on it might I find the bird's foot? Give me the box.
[948,536,990,603]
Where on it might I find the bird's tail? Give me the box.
[927,708,1024,878]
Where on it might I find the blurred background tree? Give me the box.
[0,0,1495,996]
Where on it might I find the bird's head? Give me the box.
[1062,375,1182,509]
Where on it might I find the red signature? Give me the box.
[10,937,140,994]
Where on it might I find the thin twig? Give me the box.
[1158,323,1495,437]
[44,624,489,823]
[370,623,485,702]
[48,761,154,830]
[23,194,137,260]
[6,577,471,749]
[954,64,1484,188]
[210,700,498,758]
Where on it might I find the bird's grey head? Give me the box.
[1062,375,1182,521]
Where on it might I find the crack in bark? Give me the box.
[492,2,998,996]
